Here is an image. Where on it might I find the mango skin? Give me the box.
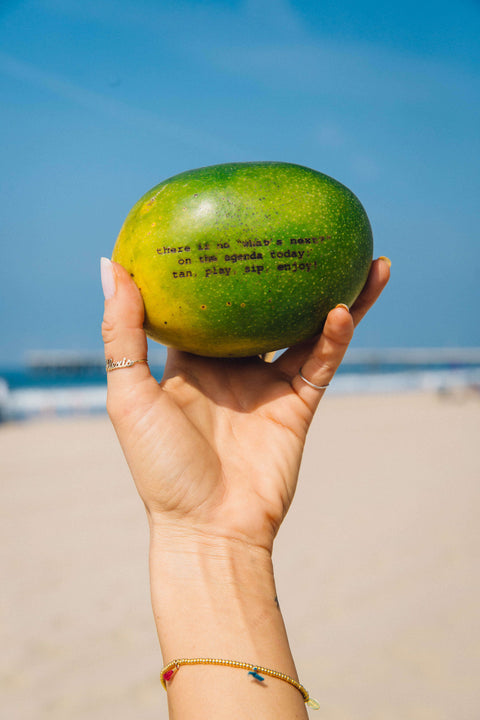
[112,161,373,357]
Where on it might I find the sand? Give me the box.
[1,391,479,719]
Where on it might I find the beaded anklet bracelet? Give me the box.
[160,657,320,709]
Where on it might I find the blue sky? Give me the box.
[1,0,479,364]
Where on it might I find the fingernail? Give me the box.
[101,257,116,299]
[335,303,350,312]
[378,256,392,268]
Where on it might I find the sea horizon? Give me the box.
[1,347,479,423]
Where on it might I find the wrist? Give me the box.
[148,522,293,670]
[149,518,274,562]
[148,521,308,718]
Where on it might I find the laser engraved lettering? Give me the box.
[165,238,319,282]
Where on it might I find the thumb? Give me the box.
[101,257,153,408]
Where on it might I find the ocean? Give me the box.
[1,348,480,422]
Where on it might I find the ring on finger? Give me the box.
[298,366,330,391]
[106,357,148,372]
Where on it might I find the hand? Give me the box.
[101,257,390,555]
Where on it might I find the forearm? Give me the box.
[149,523,309,719]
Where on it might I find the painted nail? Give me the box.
[335,303,350,312]
[378,256,392,268]
[101,257,116,300]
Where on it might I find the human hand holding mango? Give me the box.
[101,256,389,551]
[100,166,390,718]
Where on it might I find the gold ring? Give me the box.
[105,358,148,372]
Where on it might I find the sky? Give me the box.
[1,0,479,364]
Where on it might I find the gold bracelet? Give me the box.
[160,657,320,709]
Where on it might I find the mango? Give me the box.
[112,161,373,357]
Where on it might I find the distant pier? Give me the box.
[26,349,168,376]
[343,348,480,366]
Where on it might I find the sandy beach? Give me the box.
[1,390,479,720]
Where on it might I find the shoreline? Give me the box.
[2,366,480,423]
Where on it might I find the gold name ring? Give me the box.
[105,358,148,372]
